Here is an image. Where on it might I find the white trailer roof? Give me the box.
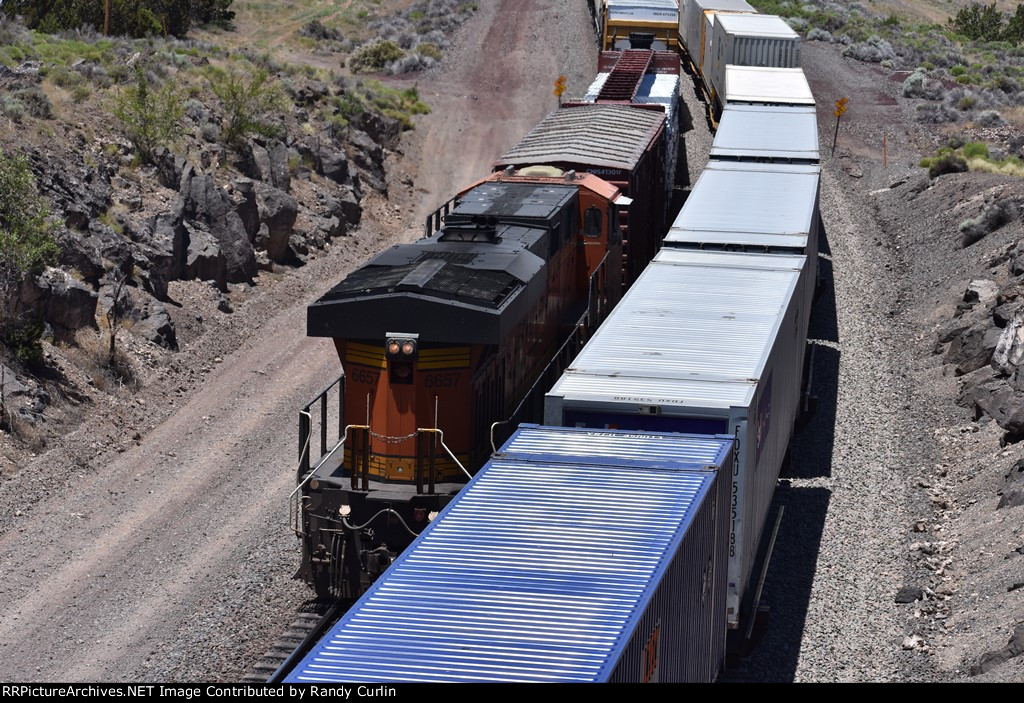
[715,13,799,38]
[711,105,819,162]
[665,161,820,249]
[725,65,814,105]
[547,249,805,410]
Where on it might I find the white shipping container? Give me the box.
[709,14,801,106]
[664,160,821,348]
[725,65,815,106]
[711,105,819,163]
[678,0,755,77]
[544,249,808,628]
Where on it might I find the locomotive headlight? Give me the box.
[385,332,419,360]
[340,505,352,517]
[310,479,320,490]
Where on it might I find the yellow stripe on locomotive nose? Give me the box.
[346,344,470,369]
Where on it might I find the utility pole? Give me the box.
[104,0,112,36]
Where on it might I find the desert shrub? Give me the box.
[71,84,91,103]
[0,148,58,363]
[807,27,833,42]
[113,64,184,164]
[1,97,26,122]
[350,39,404,73]
[335,92,364,121]
[301,19,343,41]
[207,66,288,145]
[416,43,442,61]
[200,121,219,142]
[977,109,1006,125]
[926,152,968,177]
[957,95,978,110]
[963,141,990,159]
[960,200,1017,246]
[842,36,896,63]
[14,88,53,119]
[785,16,809,31]
[385,53,434,75]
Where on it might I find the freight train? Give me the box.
[281,0,822,682]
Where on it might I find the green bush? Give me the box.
[926,152,969,178]
[957,96,977,110]
[0,148,58,363]
[963,141,989,159]
[208,66,288,145]
[113,65,184,164]
[349,40,404,74]
[416,43,442,61]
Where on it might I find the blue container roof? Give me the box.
[285,426,731,683]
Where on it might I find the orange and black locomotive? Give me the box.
[294,167,626,598]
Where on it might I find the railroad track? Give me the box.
[242,599,349,683]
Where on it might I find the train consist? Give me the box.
[282,0,822,682]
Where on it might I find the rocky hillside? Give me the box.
[0,13,435,467]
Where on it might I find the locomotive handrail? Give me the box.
[289,424,365,537]
[298,373,345,477]
[415,427,472,480]
[424,195,459,238]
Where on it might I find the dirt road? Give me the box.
[0,0,597,682]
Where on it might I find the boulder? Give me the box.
[346,129,387,194]
[962,379,1024,434]
[153,148,195,191]
[336,186,362,226]
[964,278,999,306]
[231,178,261,241]
[257,184,298,263]
[353,110,401,150]
[945,323,1002,375]
[267,140,291,192]
[895,586,923,603]
[971,623,1024,675]
[240,141,273,184]
[183,174,256,282]
[0,364,29,397]
[319,146,349,184]
[993,309,1024,376]
[998,458,1024,509]
[23,268,98,340]
[131,296,177,350]
[184,223,227,291]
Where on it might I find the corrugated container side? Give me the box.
[709,18,802,107]
[609,444,730,682]
[735,259,805,602]
[679,0,755,77]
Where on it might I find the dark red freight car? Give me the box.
[494,103,667,287]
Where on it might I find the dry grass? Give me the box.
[968,157,1024,178]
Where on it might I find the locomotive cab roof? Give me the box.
[308,181,581,345]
